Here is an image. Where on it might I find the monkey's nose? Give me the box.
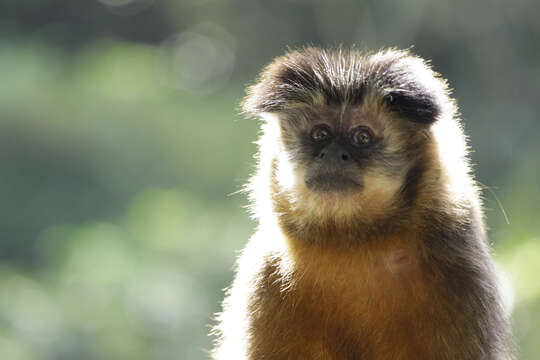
[318,144,350,162]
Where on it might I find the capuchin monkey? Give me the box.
[211,47,513,359]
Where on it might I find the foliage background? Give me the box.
[1,0,539,359]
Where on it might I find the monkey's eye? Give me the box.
[350,126,373,147]
[310,124,332,142]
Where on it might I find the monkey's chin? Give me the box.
[304,175,362,193]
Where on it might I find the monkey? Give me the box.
[211,47,513,360]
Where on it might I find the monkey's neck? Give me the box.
[275,205,413,246]
[268,166,470,247]
[267,175,425,246]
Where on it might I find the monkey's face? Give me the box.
[271,98,421,218]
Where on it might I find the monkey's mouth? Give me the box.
[305,174,362,192]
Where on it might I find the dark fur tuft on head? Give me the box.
[242,47,450,125]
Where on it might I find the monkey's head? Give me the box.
[244,48,462,237]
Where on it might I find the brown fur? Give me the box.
[211,48,513,359]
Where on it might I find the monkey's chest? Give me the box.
[249,247,435,359]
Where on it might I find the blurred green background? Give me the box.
[1,0,539,359]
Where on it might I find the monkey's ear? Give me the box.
[380,53,452,126]
[241,81,267,116]
[241,48,328,117]
[241,57,288,117]
[383,89,440,125]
